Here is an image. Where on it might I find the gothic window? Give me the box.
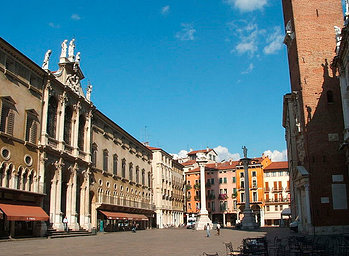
[136,166,140,184]
[92,143,97,167]
[142,169,145,185]
[78,114,86,150]
[122,159,126,178]
[113,154,118,175]
[103,149,108,172]
[0,97,16,136]
[148,172,151,188]
[47,96,58,138]
[129,163,133,181]
[63,106,73,145]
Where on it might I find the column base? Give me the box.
[241,209,258,230]
[195,213,212,231]
[52,222,64,231]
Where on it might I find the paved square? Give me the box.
[0,228,291,256]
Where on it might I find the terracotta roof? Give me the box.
[182,160,196,166]
[264,161,288,170]
[146,146,161,150]
[187,148,213,155]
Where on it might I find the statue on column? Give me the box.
[42,50,52,70]
[86,83,92,101]
[334,26,342,54]
[242,146,247,158]
[60,40,68,58]
[68,39,76,61]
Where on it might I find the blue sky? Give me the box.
[3,0,297,161]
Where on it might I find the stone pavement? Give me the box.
[0,227,292,256]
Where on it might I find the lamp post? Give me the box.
[240,146,257,230]
[195,153,212,230]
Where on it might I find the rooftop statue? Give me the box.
[42,49,52,70]
[75,52,81,64]
[68,39,76,61]
[60,39,68,58]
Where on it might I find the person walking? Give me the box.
[63,216,68,232]
[216,223,221,236]
[206,223,211,237]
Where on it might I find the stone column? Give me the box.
[84,111,92,162]
[223,212,226,226]
[53,159,64,230]
[57,92,67,151]
[83,168,91,230]
[50,178,56,223]
[72,102,81,157]
[38,152,46,194]
[70,164,79,230]
[195,154,212,230]
[304,184,312,230]
[41,81,51,145]
[240,147,257,230]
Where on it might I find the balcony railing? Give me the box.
[48,137,58,148]
[194,183,201,190]
[272,187,283,192]
[98,194,155,210]
[218,194,228,200]
[265,198,290,203]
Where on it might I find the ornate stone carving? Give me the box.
[42,50,52,70]
[335,26,342,54]
[65,74,80,92]
[59,91,68,106]
[75,52,81,65]
[284,20,295,47]
[54,159,64,170]
[73,101,81,112]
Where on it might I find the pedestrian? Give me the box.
[216,223,221,236]
[132,222,137,233]
[63,216,68,232]
[206,223,211,237]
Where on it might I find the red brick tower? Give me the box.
[282,0,349,234]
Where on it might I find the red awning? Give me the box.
[99,210,148,221]
[0,203,49,221]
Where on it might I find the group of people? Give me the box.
[205,223,221,237]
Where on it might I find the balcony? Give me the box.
[194,195,200,201]
[250,185,258,190]
[264,187,270,192]
[272,187,283,192]
[265,198,290,204]
[98,195,155,210]
[238,187,245,191]
[218,194,228,200]
[48,137,58,148]
[194,183,201,190]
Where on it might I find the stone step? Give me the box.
[48,229,93,239]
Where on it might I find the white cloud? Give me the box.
[172,150,188,160]
[263,149,287,161]
[224,0,268,12]
[214,146,240,162]
[48,22,60,28]
[263,26,284,54]
[176,23,196,41]
[241,63,254,74]
[228,21,265,56]
[161,5,170,15]
[71,14,81,20]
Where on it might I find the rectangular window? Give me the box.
[113,154,118,175]
[266,205,270,211]
[25,113,38,144]
[240,172,244,178]
[275,205,278,211]
[252,171,256,177]
[0,101,15,136]
[211,201,215,211]
[232,177,236,183]
[219,178,222,184]
[223,177,227,183]
[103,150,108,171]
[252,179,257,188]
[241,193,245,202]
[211,178,214,184]
[253,191,257,202]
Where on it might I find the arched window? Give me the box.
[113,154,118,175]
[327,90,334,103]
[122,159,126,178]
[148,172,151,188]
[142,169,145,185]
[78,114,86,150]
[136,166,140,184]
[47,96,58,138]
[64,106,73,145]
[103,149,109,171]
[92,143,97,167]
[129,163,133,181]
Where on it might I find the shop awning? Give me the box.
[99,210,148,221]
[0,203,49,221]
